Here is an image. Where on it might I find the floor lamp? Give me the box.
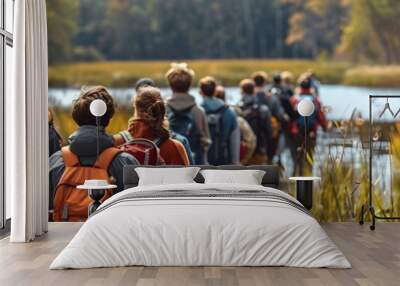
[78,99,117,216]
[298,98,315,175]
[290,98,317,210]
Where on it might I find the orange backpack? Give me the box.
[53,146,122,222]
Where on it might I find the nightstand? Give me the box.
[289,177,321,210]
[77,181,117,216]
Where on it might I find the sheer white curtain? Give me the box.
[8,0,48,242]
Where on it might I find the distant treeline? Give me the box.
[47,0,400,65]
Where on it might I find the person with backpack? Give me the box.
[165,63,211,164]
[280,71,297,119]
[279,71,300,172]
[215,84,256,164]
[251,72,287,163]
[199,77,240,165]
[252,72,287,123]
[239,79,273,164]
[49,86,139,221]
[290,76,327,175]
[113,77,195,164]
[117,86,190,166]
[268,73,289,159]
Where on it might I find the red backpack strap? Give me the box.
[61,146,80,167]
[94,147,122,170]
[123,138,162,165]
[153,138,166,165]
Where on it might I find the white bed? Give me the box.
[50,183,351,269]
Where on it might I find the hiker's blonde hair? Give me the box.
[240,79,255,95]
[251,71,268,87]
[165,62,195,93]
[281,71,294,83]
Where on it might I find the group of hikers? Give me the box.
[48,62,327,221]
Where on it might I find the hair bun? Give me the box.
[148,100,165,118]
[133,86,170,139]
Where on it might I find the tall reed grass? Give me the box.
[308,115,400,221]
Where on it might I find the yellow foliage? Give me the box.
[49,59,350,88]
[313,118,400,222]
[344,66,400,87]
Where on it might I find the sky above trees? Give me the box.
[47,0,400,65]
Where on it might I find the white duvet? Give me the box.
[50,183,351,269]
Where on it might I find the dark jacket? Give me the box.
[240,94,272,155]
[49,124,61,157]
[279,86,298,121]
[256,90,286,123]
[201,96,240,165]
[49,125,138,210]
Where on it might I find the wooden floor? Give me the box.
[0,222,399,286]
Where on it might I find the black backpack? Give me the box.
[241,102,272,154]
[167,104,202,155]
[269,86,284,98]
[205,105,230,165]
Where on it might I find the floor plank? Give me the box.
[0,222,399,286]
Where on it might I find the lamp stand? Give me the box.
[296,180,313,210]
[303,116,308,176]
[96,116,100,160]
[88,189,106,216]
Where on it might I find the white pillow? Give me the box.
[135,167,200,186]
[200,169,266,185]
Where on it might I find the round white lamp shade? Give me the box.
[297,99,315,116]
[90,99,107,117]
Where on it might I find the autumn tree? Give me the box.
[47,0,79,63]
[284,0,349,58]
[47,0,400,64]
[338,0,400,64]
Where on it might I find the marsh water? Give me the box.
[49,84,400,120]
